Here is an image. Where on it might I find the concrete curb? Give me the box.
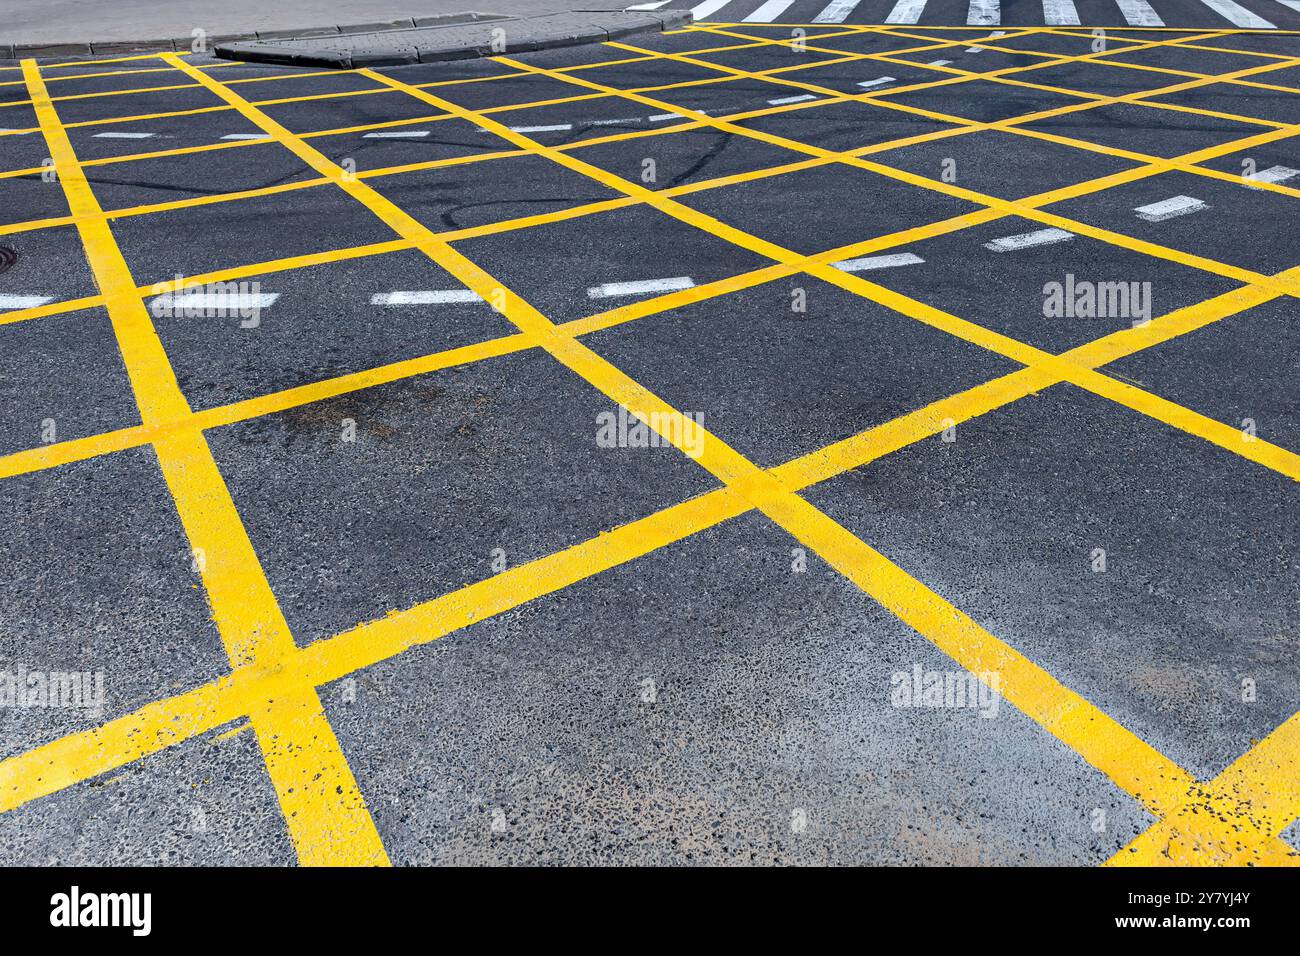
[213,10,691,69]
[0,11,511,61]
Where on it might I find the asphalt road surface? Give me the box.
[1,15,1299,866]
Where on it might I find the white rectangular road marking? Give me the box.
[689,0,735,19]
[745,0,796,20]
[363,130,430,138]
[1134,195,1208,221]
[372,290,483,305]
[885,0,928,23]
[648,112,686,122]
[625,1,672,8]
[508,124,572,133]
[152,291,280,310]
[1042,0,1081,24]
[1115,0,1164,26]
[1279,0,1300,12]
[858,76,897,89]
[0,294,54,310]
[587,277,695,299]
[768,94,817,105]
[1250,164,1300,184]
[968,0,1000,25]
[984,227,1074,251]
[834,252,925,272]
[220,133,271,140]
[1196,0,1275,27]
[928,58,953,66]
[93,131,155,139]
[813,0,865,22]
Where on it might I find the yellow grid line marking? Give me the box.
[20,58,388,868]
[185,46,1300,861]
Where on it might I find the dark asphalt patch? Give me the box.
[875,77,1087,124]
[207,347,719,647]
[0,224,98,310]
[780,57,941,94]
[51,85,227,125]
[675,159,979,257]
[730,97,960,153]
[574,125,811,190]
[232,70,393,102]
[369,153,619,234]
[84,141,320,210]
[885,46,1046,75]
[1042,167,1300,275]
[0,447,229,760]
[688,42,849,74]
[1193,138,1300,179]
[867,126,1143,200]
[0,307,138,457]
[452,201,775,326]
[1104,298,1300,457]
[63,109,271,160]
[150,247,518,412]
[424,72,602,112]
[1009,59,1195,97]
[309,116,518,173]
[865,213,1241,353]
[986,32,1143,58]
[0,725,296,865]
[1019,101,1268,158]
[320,510,1149,865]
[1141,86,1300,126]
[33,67,192,99]
[566,57,736,92]
[0,175,70,227]
[1099,43,1288,77]
[631,75,801,117]
[806,383,1300,782]
[584,274,1018,469]
[253,88,447,135]
[107,185,398,288]
[465,93,683,147]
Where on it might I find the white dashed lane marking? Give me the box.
[1134,195,1208,222]
[0,295,54,310]
[587,277,695,299]
[812,0,865,23]
[984,227,1074,251]
[885,0,928,24]
[1249,165,1300,185]
[968,0,1001,26]
[371,290,484,305]
[833,253,925,272]
[363,130,431,138]
[1197,0,1274,28]
[858,76,897,89]
[220,133,270,140]
[152,291,279,309]
[768,94,818,105]
[1042,0,1081,25]
[92,132,155,139]
[1116,0,1165,26]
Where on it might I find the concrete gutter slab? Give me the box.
[213,9,691,69]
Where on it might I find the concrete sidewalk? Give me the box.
[2,0,627,45]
